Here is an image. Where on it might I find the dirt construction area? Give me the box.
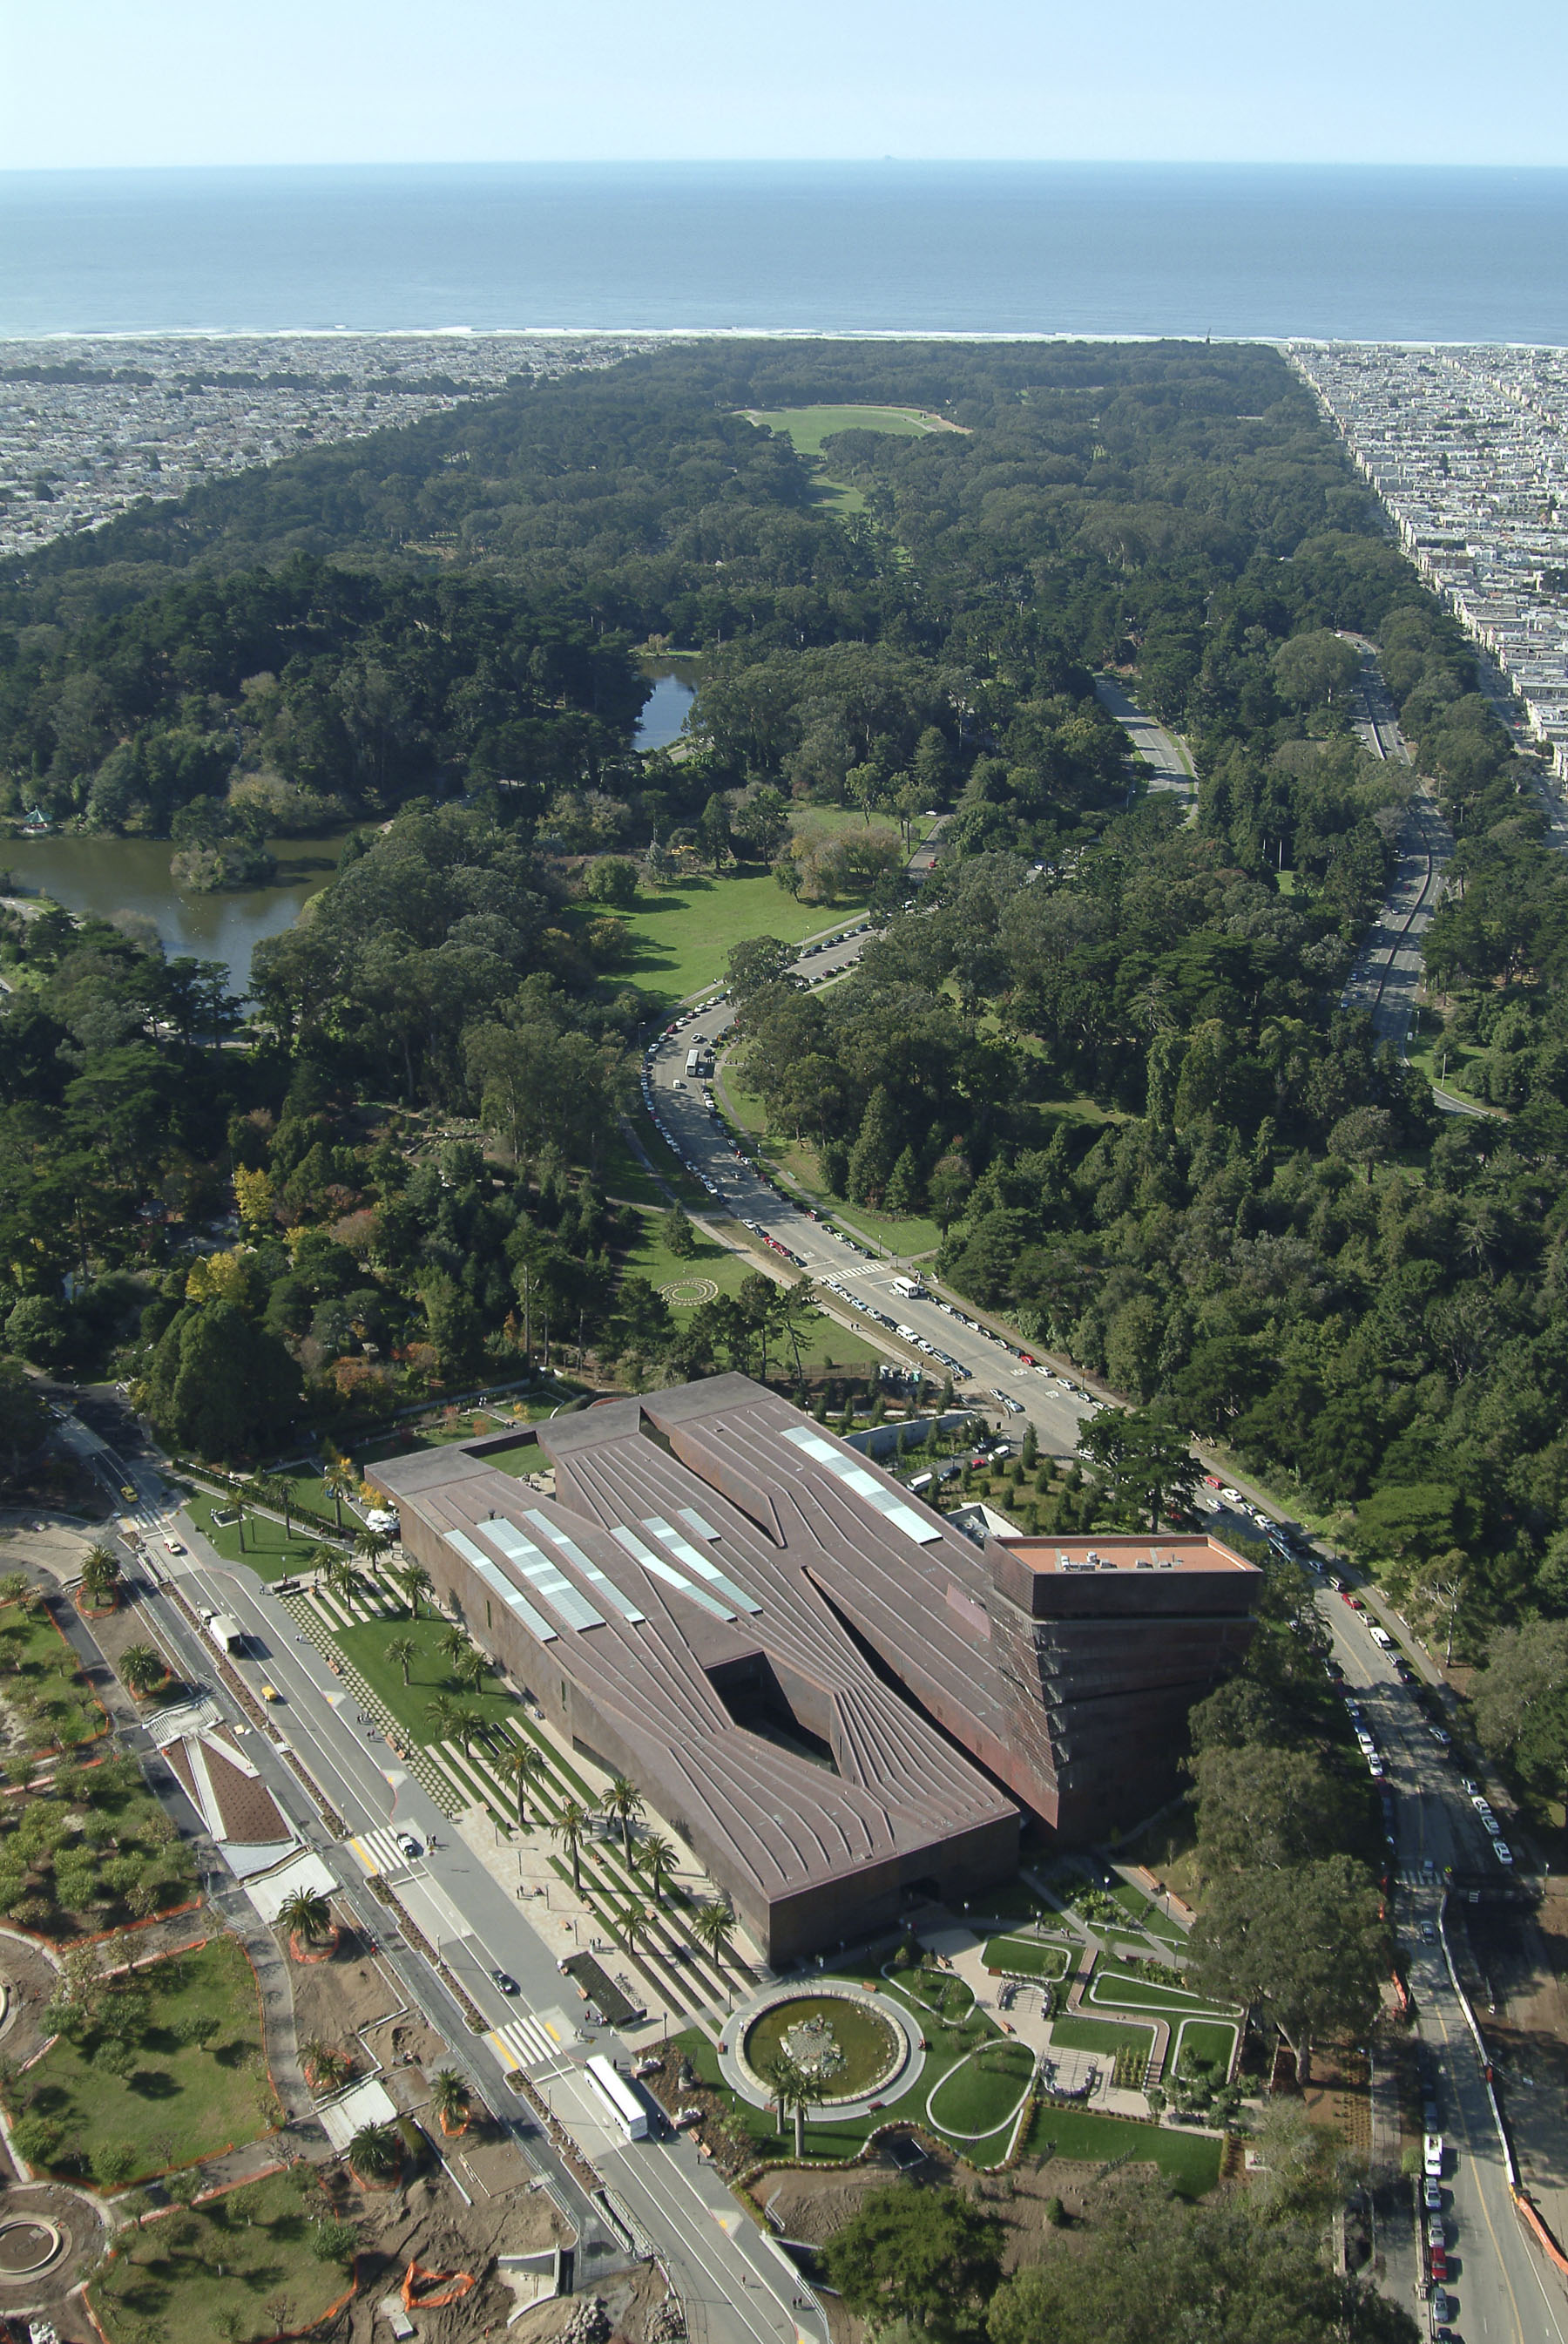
[288,1927,453,2091]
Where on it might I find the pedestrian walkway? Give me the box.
[345,1824,416,1879]
[490,2011,572,2071]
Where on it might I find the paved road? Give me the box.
[1320,1592,1568,2344]
[57,1405,819,2344]
[643,980,1097,1459]
[1336,636,1464,1092]
[1093,673,1196,803]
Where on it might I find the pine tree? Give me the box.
[884,1146,923,1215]
[847,1087,898,1204]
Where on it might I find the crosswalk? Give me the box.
[345,1825,416,1878]
[490,2012,569,2070]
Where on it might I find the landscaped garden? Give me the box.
[90,2167,352,2344]
[923,2038,1036,2138]
[3,1934,279,2187]
[1051,2015,1156,2062]
[1026,2101,1224,2195]
[0,1594,108,1755]
[0,1751,196,1936]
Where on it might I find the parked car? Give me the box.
[1492,1839,1515,1866]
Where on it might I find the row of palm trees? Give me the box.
[436,1728,739,1983]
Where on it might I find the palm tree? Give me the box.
[639,1833,677,1907]
[425,1693,459,1743]
[440,1622,471,1669]
[455,1646,489,1693]
[277,1887,333,1956]
[601,1772,644,1863]
[551,1798,589,1893]
[692,1896,733,1975]
[305,1542,337,1585]
[80,1545,121,1607]
[429,2068,470,2135]
[321,1453,354,1533]
[387,1635,418,1687]
[355,1525,392,1577]
[620,1900,651,1960]
[347,2123,399,2182]
[497,1738,548,1828]
[779,2056,813,2158]
[450,1704,484,1758]
[119,1643,165,1699]
[325,1553,361,1610]
[761,2048,806,2140]
[253,1472,294,1539]
[396,1563,432,1621]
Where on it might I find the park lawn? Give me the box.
[1088,1968,1226,2018]
[738,405,942,457]
[1174,2018,1238,2073]
[621,1203,880,1374]
[15,1934,275,2184]
[1050,2015,1155,2060]
[827,1202,943,1259]
[599,873,867,1009]
[90,2169,347,2344]
[332,1613,527,1750]
[925,2040,1037,2137]
[983,1934,1070,1981]
[0,1598,108,1752]
[186,1495,325,1583]
[1028,2103,1223,2196]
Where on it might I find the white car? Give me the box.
[1423,2132,1444,2178]
[1492,1839,1515,1866]
[164,1535,186,1555]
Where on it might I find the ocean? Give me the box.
[3,162,1568,344]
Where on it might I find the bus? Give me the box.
[891,1275,926,1301]
[585,2053,651,2140]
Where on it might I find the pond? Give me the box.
[635,664,698,751]
[1,830,349,995]
[743,1992,900,2101]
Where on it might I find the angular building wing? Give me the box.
[374,1375,1258,1961]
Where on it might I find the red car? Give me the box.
[1429,2249,1448,2283]
[1342,1593,1363,1609]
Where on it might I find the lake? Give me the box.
[3,671,698,994]
[1,832,348,994]
[636,666,698,751]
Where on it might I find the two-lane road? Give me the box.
[1321,1591,1567,2344]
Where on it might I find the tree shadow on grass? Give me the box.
[126,2067,180,2097]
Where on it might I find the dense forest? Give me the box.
[0,339,1560,1704]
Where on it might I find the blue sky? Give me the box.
[5,0,1565,170]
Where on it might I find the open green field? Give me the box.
[925,2040,1036,2137]
[334,1612,525,1748]
[587,873,865,1008]
[1050,2015,1155,2060]
[12,1934,274,2185]
[186,1495,326,1582]
[739,405,943,457]
[983,1934,1071,1981]
[620,1203,878,1372]
[91,2169,348,2344]
[1174,2018,1238,2074]
[1028,2102,1223,2195]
